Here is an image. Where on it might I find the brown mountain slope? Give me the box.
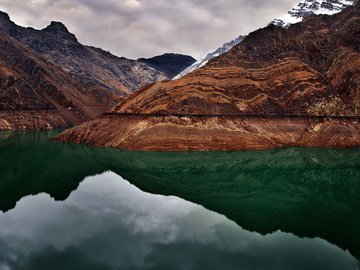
[56,2,360,151]
[0,30,120,130]
[0,12,168,96]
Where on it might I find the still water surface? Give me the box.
[0,132,359,269]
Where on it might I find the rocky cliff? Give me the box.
[56,2,360,151]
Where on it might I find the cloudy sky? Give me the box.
[0,0,300,59]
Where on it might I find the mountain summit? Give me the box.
[271,0,356,27]
[44,21,72,35]
[0,11,10,21]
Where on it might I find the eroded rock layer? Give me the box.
[55,114,360,151]
[56,2,360,151]
[0,111,72,131]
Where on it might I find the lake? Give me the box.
[0,132,359,269]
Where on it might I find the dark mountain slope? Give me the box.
[138,53,196,79]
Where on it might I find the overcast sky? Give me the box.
[0,0,300,59]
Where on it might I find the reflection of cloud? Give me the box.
[0,0,301,58]
[0,171,357,269]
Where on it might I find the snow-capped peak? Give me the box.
[271,0,355,28]
[173,35,244,80]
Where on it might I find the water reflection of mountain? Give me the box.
[0,172,358,270]
[1,132,360,259]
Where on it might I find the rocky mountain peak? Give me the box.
[0,11,10,22]
[271,0,356,27]
[42,21,78,43]
[45,21,69,33]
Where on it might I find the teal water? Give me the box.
[0,132,360,269]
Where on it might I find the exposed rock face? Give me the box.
[55,114,360,151]
[138,53,196,79]
[0,111,72,131]
[56,2,360,151]
[0,31,120,130]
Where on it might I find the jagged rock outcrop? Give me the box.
[56,2,360,151]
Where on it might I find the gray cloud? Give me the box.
[0,0,300,59]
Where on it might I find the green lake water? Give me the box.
[0,132,359,269]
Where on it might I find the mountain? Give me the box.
[174,0,356,79]
[56,2,360,151]
[173,35,245,79]
[0,12,169,96]
[138,53,196,79]
[0,12,195,130]
[0,29,118,130]
[271,0,356,27]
